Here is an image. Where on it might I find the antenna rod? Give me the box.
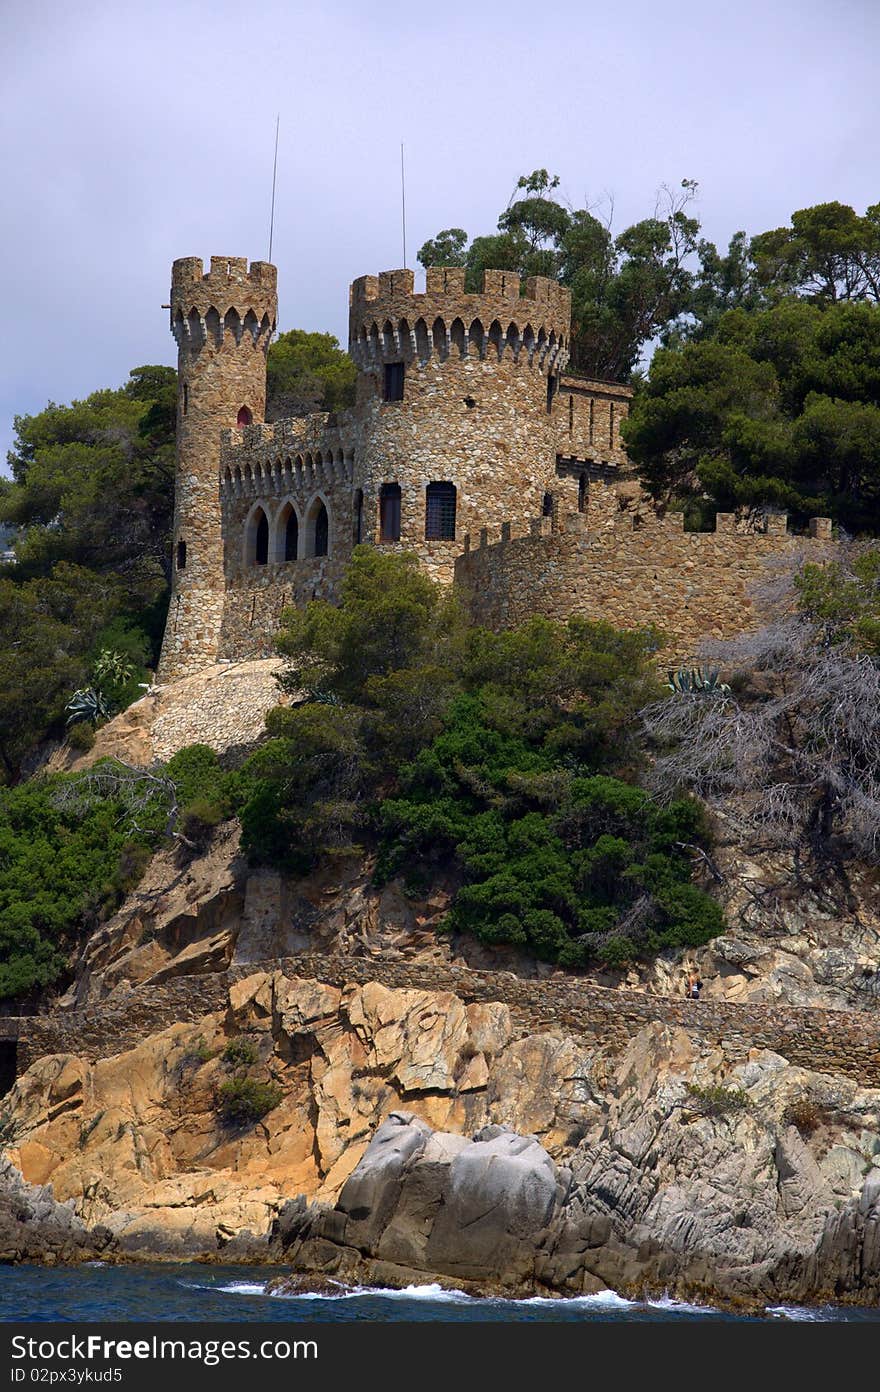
[401,141,407,267]
[268,114,280,263]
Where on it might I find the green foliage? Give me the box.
[240,546,722,969]
[418,172,701,380]
[684,1083,752,1118]
[624,297,880,531]
[265,329,356,422]
[66,723,96,753]
[0,367,176,775]
[216,1075,283,1128]
[0,773,155,999]
[65,687,111,728]
[221,1036,259,1067]
[794,549,880,655]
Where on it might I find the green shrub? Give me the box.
[685,1083,752,1118]
[66,722,96,753]
[221,1036,259,1067]
[216,1076,282,1127]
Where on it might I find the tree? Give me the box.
[623,299,880,530]
[418,172,702,380]
[751,201,880,306]
[265,329,356,421]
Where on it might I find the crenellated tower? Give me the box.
[346,267,571,582]
[158,255,277,681]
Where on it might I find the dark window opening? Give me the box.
[425,481,456,541]
[609,401,615,447]
[379,483,401,542]
[183,383,189,415]
[546,374,557,414]
[176,539,187,570]
[255,510,269,565]
[0,1041,17,1098]
[578,475,587,513]
[237,405,253,428]
[464,396,476,409]
[353,489,364,545]
[284,510,298,561]
[542,492,554,518]
[589,398,594,444]
[314,502,329,557]
[383,362,405,402]
[568,394,574,434]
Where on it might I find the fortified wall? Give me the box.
[455,483,834,660]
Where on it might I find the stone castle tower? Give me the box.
[158,256,277,680]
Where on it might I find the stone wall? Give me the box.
[455,484,834,660]
[16,952,880,1089]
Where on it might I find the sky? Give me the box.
[2,0,879,470]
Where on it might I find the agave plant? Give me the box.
[667,667,731,696]
[65,687,112,727]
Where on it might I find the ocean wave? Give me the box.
[766,1305,830,1322]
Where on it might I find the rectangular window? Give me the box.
[383,362,405,402]
[379,483,401,542]
[425,482,456,540]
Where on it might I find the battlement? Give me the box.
[171,255,278,352]
[456,499,835,662]
[348,266,571,374]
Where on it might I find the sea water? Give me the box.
[0,1265,877,1322]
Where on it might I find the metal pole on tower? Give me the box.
[401,141,407,267]
[268,115,280,263]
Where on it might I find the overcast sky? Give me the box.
[2,0,878,471]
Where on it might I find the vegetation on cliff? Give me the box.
[236,549,723,969]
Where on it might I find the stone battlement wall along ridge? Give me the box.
[456,489,835,660]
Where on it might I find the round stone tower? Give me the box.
[158,255,277,681]
[348,266,571,582]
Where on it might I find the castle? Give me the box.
[157,255,833,682]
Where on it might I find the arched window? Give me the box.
[425,482,456,540]
[237,405,253,428]
[255,509,269,564]
[176,539,187,570]
[284,508,298,561]
[353,488,364,545]
[379,483,401,542]
[314,502,329,557]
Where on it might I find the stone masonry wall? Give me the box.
[14,954,880,1088]
[455,483,834,661]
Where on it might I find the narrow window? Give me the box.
[589,398,594,445]
[183,383,189,416]
[176,539,187,570]
[568,394,574,435]
[285,509,298,561]
[609,401,615,448]
[255,510,269,565]
[425,482,456,541]
[353,489,364,545]
[542,492,554,518]
[578,474,587,513]
[379,483,401,542]
[546,374,557,414]
[383,362,405,402]
[237,405,253,428]
[314,502,329,557]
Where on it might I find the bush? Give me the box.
[782,1098,823,1136]
[221,1036,259,1067]
[216,1076,282,1127]
[66,722,96,753]
[685,1083,752,1118]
